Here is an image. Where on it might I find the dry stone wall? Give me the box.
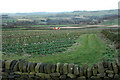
[1,59,120,80]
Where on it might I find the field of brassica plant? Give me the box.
[2,30,81,55]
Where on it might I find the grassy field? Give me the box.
[2,29,118,66]
[99,19,119,25]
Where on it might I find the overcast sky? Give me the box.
[0,0,119,13]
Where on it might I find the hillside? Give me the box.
[1,9,118,16]
[2,9,119,29]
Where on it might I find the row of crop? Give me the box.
[2,30,81,55]
[3,41,74,54]
[2,30,79,44]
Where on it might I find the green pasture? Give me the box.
[99,19,119,25]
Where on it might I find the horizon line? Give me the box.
[0,9,118,14]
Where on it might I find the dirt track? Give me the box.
[60,25,119,29]
[49,25,119,30]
